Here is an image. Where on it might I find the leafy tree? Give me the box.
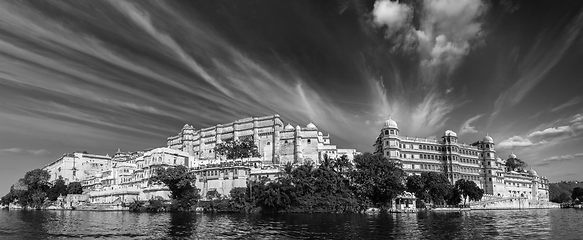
[67,182,83,194]
[549,181,583,201]
[506,158,527,171]
[447,188,462,205]
[21,169,51,209]
[214,138,261,160]
[572,187,583,202]
[406,175,426,200]
[48,177,68,201]
[406,172,453,205]
[551,192,572,203]
[229,187,250,212]
[149,165,200,211]
[424,173,453,205]
[373,133,383,155]
[350,152,406,209]
[1,191,16,206]
[453,179,484,204]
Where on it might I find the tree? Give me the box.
[214,137,261,160]
[22,169,51,209]
[453,179,484,204]
[423,173,453,205]
[406,172,453,205]
[229,187,250,212]
[505,158,527,171]
[406,175,426,200]
[572,187,583,202]
[373,133,383,155]
[23,169,50,192]
[350,152,406,209]
[149,165,200,211]
[67,182,83,195]
[48,177,68,201]
[551,192,572,203]
[1,191,16,206]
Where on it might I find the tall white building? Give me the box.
[376,117,549,200]
[167,115,359,166]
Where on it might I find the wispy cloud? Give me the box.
[535,153,583,166]
[551,97,582,112]
[0,148,51,156]
[498,136,546,149]
[491,9,583,121]
[459,114,482,135]
[498,113,583,149]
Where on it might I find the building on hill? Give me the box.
[376,116,549,200]
[43,152,112,184]
[166,114,359,166]
[81,147,193,204]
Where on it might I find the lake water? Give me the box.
[1,208,582,239]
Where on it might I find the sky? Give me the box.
[1,0,583,194]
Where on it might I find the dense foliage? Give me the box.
[214,138,261,160]
[453,179,484,204]
[406,172,453,205]
[549,181,583,203]
[0,169,52,209]
[47,177,68,201]
[351,153,406,209]
[505,158,527,171]
[149,165,201,211]
[67,182,83,194]
[572,187,583,203]
[220,153,405,213]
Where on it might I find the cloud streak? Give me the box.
[0,148,51,156]
[498,113,583,149]
[551,97,582,112]
[492,9,583,120]
[535,153,583,166]
[459,114,482,135]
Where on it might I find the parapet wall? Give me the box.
[470,198,559,210]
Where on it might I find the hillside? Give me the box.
[549,181,583,202]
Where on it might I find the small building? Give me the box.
[393,192,417,212]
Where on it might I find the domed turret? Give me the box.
[384,116,398,129]
[528,168,538,177]
[509,153,517,159]
[284,124,294,130]
[444,130,457,137]
[483,134,494,143]
[306,122,317,130]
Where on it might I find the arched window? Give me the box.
[385,130,389,135]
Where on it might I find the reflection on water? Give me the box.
[0,208,581,239]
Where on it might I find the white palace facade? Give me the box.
[40,115,359,204]
[166,114,359,166]
[377,117,549,201]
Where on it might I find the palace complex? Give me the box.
[167,114,359,165]
[43,115,359,204]
[377,117,549,201]
[40,114,551,206]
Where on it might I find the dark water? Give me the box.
[1,209,582,240]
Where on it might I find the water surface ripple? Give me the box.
[1,209,581,239]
